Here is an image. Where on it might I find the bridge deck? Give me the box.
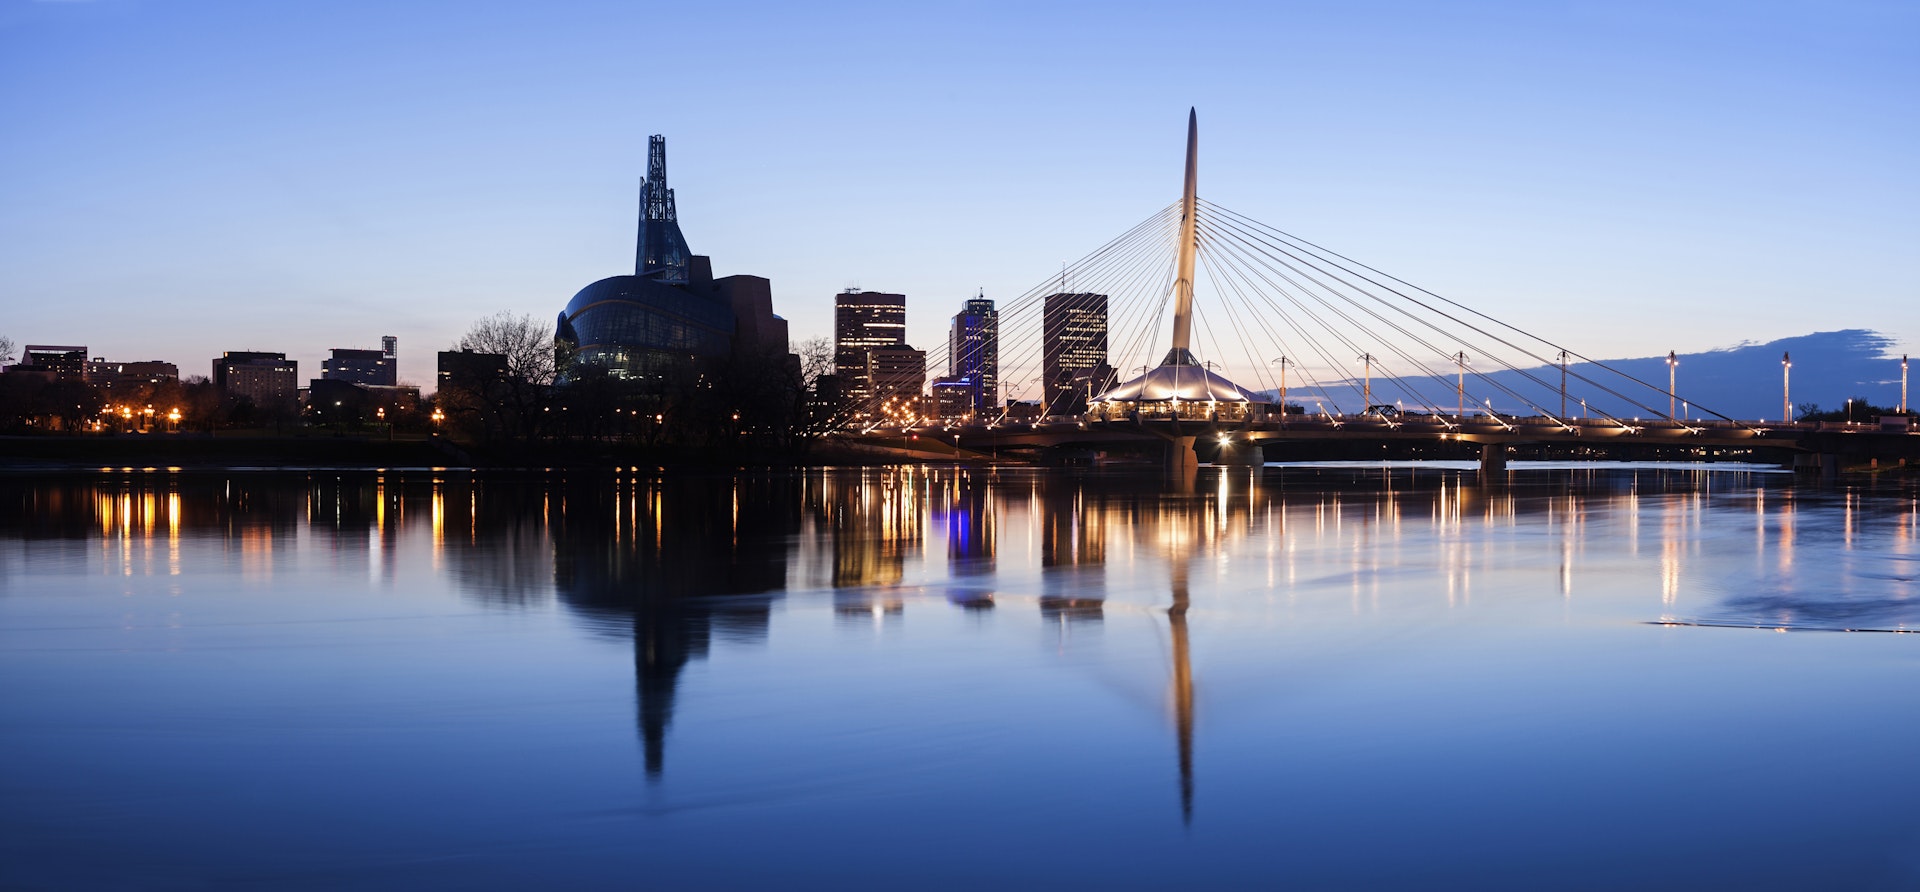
[850,417,1915,453]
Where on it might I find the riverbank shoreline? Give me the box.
[0,433,929,471]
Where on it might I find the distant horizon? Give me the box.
[1265,328,1907,421]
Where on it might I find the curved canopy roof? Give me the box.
[1092,361,1260,403]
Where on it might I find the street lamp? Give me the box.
[1782,352,1791,424]
[1356,353,1374,411]
[1269,356,1289,426]
[1666,351,1677,421]
[1454,352,1470,418]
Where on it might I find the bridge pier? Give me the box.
[1166,436,1200,478]
[1792,452,1841,480]
[1479,443,1509,475]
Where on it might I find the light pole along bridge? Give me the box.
[835,110,1917,475]
[852,413,1912,476]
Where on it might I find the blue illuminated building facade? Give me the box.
[947,295,998,415]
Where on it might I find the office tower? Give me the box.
[1042,292,1110,416]
[321,348,397,387]
[16,346,88,381]
[212,352,299,410]
[947,295,998,415]
[438,349,509,393]
[834,289,907,401]
[865,345,927,417]
[82,359,178,398]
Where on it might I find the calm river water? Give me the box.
[3,464,1919,890]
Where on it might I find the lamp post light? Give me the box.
[1269,357,1289,426]
[1903,354,1909,415]
[1356,353,1374,411]
[1454,352,1469,418]
[1558,349,1569,419]
[1779,351,1790,424]
[1666,351,1678,421]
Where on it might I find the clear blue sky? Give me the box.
[2,0,1913,389]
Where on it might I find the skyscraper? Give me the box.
[947,295,998,415]
[1042,292,1110,416]
[834,290,907,402]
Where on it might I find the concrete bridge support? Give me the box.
[1792,452,1840,480]
[1480,443,1509,475]
[1166,436,1200,478]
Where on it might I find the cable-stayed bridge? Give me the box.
[835,111,1914,475]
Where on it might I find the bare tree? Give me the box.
[796,336,834,390]
[0,336,14,366]
[450,312,562,441]
[458,311,563,386]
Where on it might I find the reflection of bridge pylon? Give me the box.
[1168,558,1196,825]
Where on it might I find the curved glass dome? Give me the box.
[559,276,735,380]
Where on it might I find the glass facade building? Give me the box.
[556,135,788,384]
[948,296,998,416]
[834,290,907,402]
[558,275,735,381]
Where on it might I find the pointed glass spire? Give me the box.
[636,135,693,283]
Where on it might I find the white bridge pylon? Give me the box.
[1090,108,1266,420]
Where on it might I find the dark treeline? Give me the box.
[0,373,305,434]
[434,345,821,466]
